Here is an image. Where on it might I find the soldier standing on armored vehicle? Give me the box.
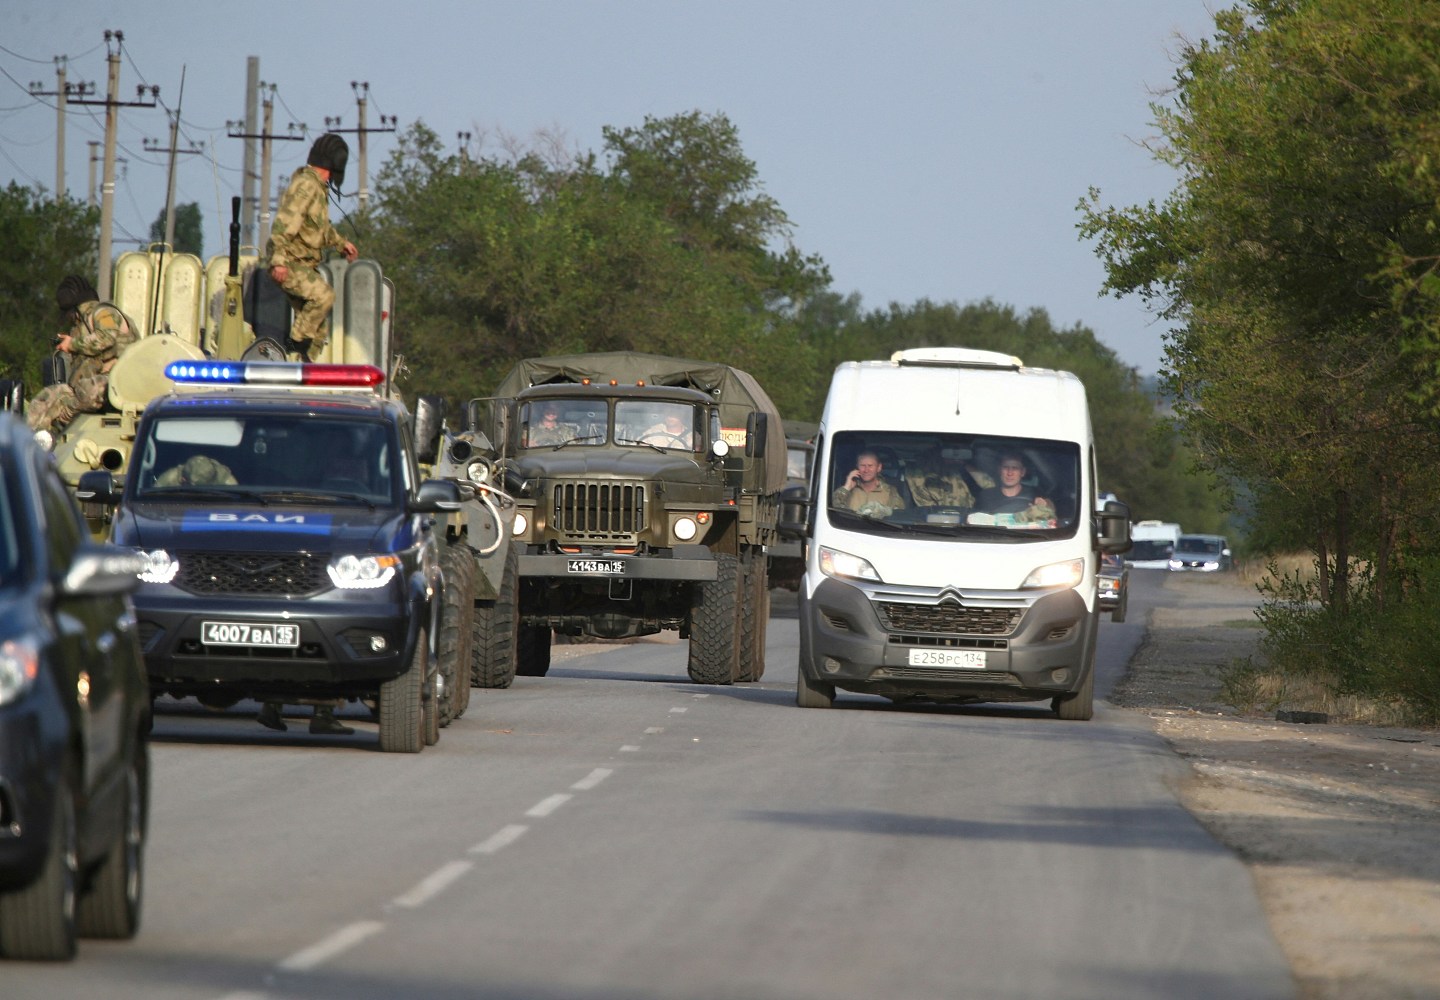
[27,274,138,440]
[265,133,358,360]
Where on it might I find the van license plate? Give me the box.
[202,621,300,647]
[566,559,626,575]
[907,648,986,669]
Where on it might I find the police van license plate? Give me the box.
[202,621,300,648]
[907,648,986,669]
[566,559,626,575]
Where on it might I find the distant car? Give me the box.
[0,413,150,961]
[1169,534,1234,572]
[1097,552,1129,622]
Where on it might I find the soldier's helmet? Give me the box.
[307,133,349,191]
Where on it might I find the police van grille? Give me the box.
[176,552,328,596]
[553,482,647,540]
[877,602,1022,636]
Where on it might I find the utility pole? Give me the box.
[143,67,203,251]
[67,31,159,295]
[457,131,473,162]
[228,81,304,254]
[28,58,93,199]
[323,81,395,212]
[241,56,259,248]
[87,141,127,207]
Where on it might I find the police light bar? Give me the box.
[165,361,386,388]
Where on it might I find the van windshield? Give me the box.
[825,431,1082,539]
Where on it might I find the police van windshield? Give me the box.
[133,415,396,503]
[825,431,1082,539]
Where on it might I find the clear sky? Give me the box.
[1,1,1218,375]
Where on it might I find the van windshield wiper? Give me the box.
[143,486,267,504]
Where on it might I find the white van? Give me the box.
[1128,519,1183,569]
[787,348,1131,719]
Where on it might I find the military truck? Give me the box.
[470,352,787,685]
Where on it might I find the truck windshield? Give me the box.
[133,415,397,503]
[825,431,1082,539]
[520,398,605,449]
[615,401,699,451]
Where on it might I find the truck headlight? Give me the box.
[513,511,530,537]
[673,516,698,541]
[139,549,180,584]
[1022,559,1084,589]
[819,545,881,582]
[327,554,400,589]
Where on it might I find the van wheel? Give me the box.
[687,552,739,684]
[379,626,426,752]
[1053,626,1097,721]
[77,743,146,939]
[0,774,78,960]
[796,663,835,709]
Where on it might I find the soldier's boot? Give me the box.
[309,705,354,736]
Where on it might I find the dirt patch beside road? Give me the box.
[1111,572,1440,1000]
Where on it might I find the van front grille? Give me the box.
[877,602,1021,636]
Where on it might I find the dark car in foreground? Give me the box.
[1169,534,1234,572]
[1097,552,1128,622]
[0,414,149,961]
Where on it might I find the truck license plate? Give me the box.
[907,648,986,669]
[566,559,626,575]
[201,621,300,648]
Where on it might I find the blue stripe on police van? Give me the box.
[181,511,333,535]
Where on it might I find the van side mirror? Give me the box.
[746,411,769,458]
[777,483,811,539]
[1097,500,1132,555]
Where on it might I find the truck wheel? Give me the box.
[0,773,78,960]
[735,549,769,682]
[796,662,835,709]
[438,543,477,724]
[379,626,426,752]
[687,552,739,685]
[1053,623,1097,721]
[516,624,552,676]
[472,542,519,688]
[76,743,146,939]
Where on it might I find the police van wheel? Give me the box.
[687,552,739,685]
[379,627,426,753]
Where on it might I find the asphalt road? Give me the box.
[7,573,1295,999]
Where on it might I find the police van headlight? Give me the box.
[1021,559,1084,590]
[819,545,881,582]
[138,549,180,584]
[327,554,400,589]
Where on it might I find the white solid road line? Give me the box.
[277,920,385,972]
[392,860,475,909]
[525,793,573,818]
[470,823,529,855]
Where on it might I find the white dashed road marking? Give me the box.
[525,793,573,817]
[393,860,474,909]
[278,920,385,972]
[572,767,613,791]
[470,824,529,855]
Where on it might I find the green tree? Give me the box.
[147,202,203,257]
[0,183,97,388]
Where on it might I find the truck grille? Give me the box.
[552,482,647,540]
[877,602,1022,636]
[176,551,328,597]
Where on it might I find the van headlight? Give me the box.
[0,639,39,707]
[138,549,180,584]
[327,554,400,589]
[1022,559,1084,589]
[819,545,881,582]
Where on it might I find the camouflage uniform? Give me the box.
[831,479,907,513]
[27,300,138,435]
[905,462,993,509]
[155,454,237,487]
[527,422,578,447]
[266,165,349,354]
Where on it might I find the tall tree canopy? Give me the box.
[148,201,203,257]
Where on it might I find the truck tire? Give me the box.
[1053,622,1097,721]
[796,661,835,709]
[472,542,518,688]
[76,744,146,939]
[687,552,739,685]
[379,626,426,752]
[735,549,769,682]
[516,624,552,676]
[438,542,476,724]
[0,773,78,960]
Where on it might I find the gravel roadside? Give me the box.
[1111,571,1440,1000]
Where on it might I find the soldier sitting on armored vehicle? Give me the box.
[154,454,238,488]
[27,274,138,440]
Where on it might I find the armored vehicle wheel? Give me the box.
[471,542,519,688]
[438,542,477,724]
[0,772,78,960]
[77,744,146,939]
[516,624,552,676]
[687,552,739,685]
[796,662,835,709]
[379,626,426,753]
[735,549,768,682]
